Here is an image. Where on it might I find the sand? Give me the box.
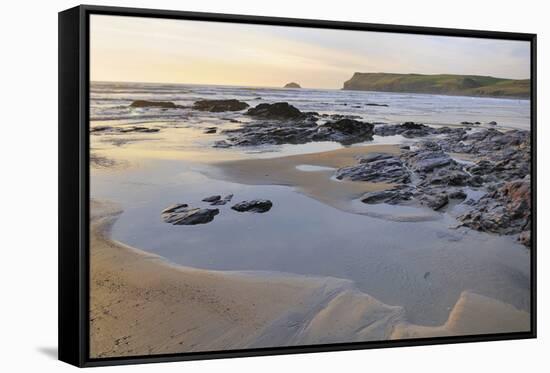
[208,144,401,208]
[90,199,530,358]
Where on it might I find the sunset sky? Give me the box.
[90,15,530,89]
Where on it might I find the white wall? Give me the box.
[0,0,547,371]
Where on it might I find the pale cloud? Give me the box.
[91,15,530,89]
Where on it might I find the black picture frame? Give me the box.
[59,4,537,368]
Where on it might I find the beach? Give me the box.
[90,82,531,357]
[90,199,529,358]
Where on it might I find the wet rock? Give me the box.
[316,119,374,145]
[193,99,249,112]
[231,200,273,213]
[489,121,498,125]
[210,194,233,206]
[130,100,178,109]
[118,126,160,133]
[245,102,304,119]
[202,195,221,203]
[366,103,389,107]
[162,206,219,225]
[336,154,410,183]
[448,190,467,200]
[360,187,414,204]
[419,193,449,210]
[91,126,114,133]
[374,122,436,138]
[404,150,454,173]
[161,203,189,214]
[219,117,373,147]
[204,127,217,134]
[213,140,232,148]
[457,176,531,243]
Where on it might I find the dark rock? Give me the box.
[204,127,217,134]
[214,140,232,148]
[374,122,436,138]
[336,155,410,183]
[231,200,273,213]
[130,100,178,109]
[161,203,189,214]
[448,190,467,200]
[358,152,395,163]
[118,126,160,133]
[193,99,249,112]
[489,121,498,125]
[457,176,531,242]
[360,188,413,204]
[366,103,389,107]
[420,193,449,210]
[245,102,304,119]
[202,195,221,203]
[162,206,219,225]
[210,194,233,206]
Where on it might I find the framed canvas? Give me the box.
[58,5,537,367]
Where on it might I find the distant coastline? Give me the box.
[343,73,530,99]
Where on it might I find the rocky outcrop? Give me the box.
[220,117,373,147]
[284,82,301,88]
[193,99,249,112]
[161,204,219,225]
[335,153,410,183]
[457,177,531,244]
[231,200,273,213]
[130,100,178,108]
[245,102,304,120]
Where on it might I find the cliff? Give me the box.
[342,73,529,98]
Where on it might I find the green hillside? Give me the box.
[342,73,530,98]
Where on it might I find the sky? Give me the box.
[90,15,530,89]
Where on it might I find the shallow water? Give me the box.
[90,81,531,327]
[92,158,530,326]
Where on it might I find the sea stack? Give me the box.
[284,82,301,88]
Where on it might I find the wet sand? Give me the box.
[90,199,530,358]
[209,144,401,208]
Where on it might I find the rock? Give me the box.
[210,194,233,206]
[162,206,219,225]
[204,127,217,134]
[360,188,413,204]
[336,155,410,183]
[231,200,273,213]
[457,176,531,241]
[404,150,454,173]
[420,193,449,210]
[130,100,178,108]
[358,152,395,163]
[118,126,160,133]
[202,195,221,203]
[219,117,373,147]
[245,102,304,119]
[161,203,189,214]
[448,190,467,200]
[193,99,249,112]
[366,103,389,107]
[374,122,436,138]
[488,121,498,125]
[213,140,232,148]
[284,82,301,88]
[518,230,531,246]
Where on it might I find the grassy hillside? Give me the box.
[342,73,530,98]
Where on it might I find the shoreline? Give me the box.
[90,199,530,358]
